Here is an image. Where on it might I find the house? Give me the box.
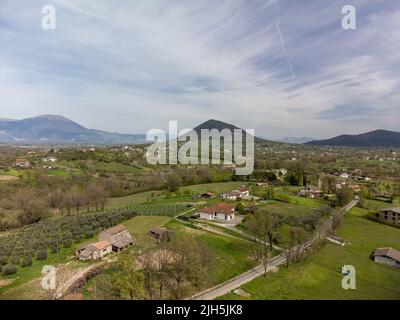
[298,186,322,198]
[41,157,57,162]
[220,188,250,201]
[15,158,30,169]
[192,192,215,200]
[150,227,171,241]
[76,241,112,261]
[376,207,400,225]
[199,203,236,221]
[373,247,400,267]
[340,172,349,179]
[99,224,134,252]
[256,182,269,188]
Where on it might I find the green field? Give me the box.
[123,216,172,250]
[166,219,257,285]
[220,209,400,300]
[179,182,244,194]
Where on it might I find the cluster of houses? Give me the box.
[76,224,133,260]
[192,187,251,202]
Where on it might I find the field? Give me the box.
[165,219,258,286]
[220,208,400,300]
[123,216,171,250]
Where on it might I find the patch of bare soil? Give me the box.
[0,279,15,288]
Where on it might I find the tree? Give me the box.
[284,227,309,267]
[337,186,354,207]
[243,210,282,276]
[166,174,183,192]
[113,251,145,300]
[167,234,213,299]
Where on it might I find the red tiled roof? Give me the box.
[200,203,235,215]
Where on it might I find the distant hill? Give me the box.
[305,129,400,148]
[192,119,266,143]
[0,114,147,144]
[274,136,315,144]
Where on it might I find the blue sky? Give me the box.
[0,0,399,139]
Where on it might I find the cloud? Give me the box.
[0,0,399,139]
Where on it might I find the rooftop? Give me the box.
[200,203,236,214]
[373,247,400,262]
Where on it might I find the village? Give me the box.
[0,142,399,300]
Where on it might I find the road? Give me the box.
[190,198,359,300]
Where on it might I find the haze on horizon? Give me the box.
[0,0,399,140]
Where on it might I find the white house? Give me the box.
[199,203,236,221]
[340,172,349,179]
[220,188,250,201]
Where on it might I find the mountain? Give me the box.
[0,115,147,144]
[305,129,400,148]
[191,119,266,143]
[274,137,315,144]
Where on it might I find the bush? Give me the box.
[21,257,32,268]
[10,256,21,265]
[0,255,8,265]
[36,249,48,261]
[2,264,17,275]
[63,238,72,248]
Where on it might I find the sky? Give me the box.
[0,0,399,139]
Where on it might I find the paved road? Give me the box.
[190,198,359,300]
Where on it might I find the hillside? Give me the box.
[0,115,147,144]
[305,129,400,148]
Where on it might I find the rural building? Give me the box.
[340,172,349,179]
[14,158,30,169]
[76,241,112,261]
[220,188,250,200]
[298,186,322,198]
[199,203,236,221]
[150,227,171,241]
[99,224,134,251]
[41,157,57,162]
[376,208,400,225]
[373,247,400,267]
[256,182,269,188]
[192,192,215,200]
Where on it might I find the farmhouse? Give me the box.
[298,186,322,198]
[376,207,400,225]
[99,224,134,251]
[41,157,57,162]
[220,188,250,200]
[373,247,400,267]
[256,182,269,188]
[199,203,236,221]
[192,192,215,200]
[15,158,30,169]
[76,241,112,261]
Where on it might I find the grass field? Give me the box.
[123,215,172,250]
[166,219,257,285]
[220,208,400,300]
[179,182,244,194]
[106,190,164,208]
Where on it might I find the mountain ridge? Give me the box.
[305,129,400,147]
[0,114,147,144]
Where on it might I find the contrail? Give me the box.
[274,0,295,81]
